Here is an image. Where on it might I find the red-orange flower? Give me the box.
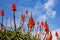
[11,3,16,12]
[46,31,52,40]
[38,21,44,28]
[41,21,44,26]
[26,8,28,14]
[43,21,49,34]
[38,23,41,28]
[21,12,25,23]
[55,32,58,38]
[27,12,35,28]
[0,9,4,16]
[40,21,43,27]
[49,31,52,40]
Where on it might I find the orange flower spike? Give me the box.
[41,21,44,26]
[26,8,28,14]
[46,31,52,40]
[49,31,52,40]
[0,9,4,16]
[21,12,25,23]
[12,3,16,12]
[39,21,43,28]
[27,12,35,28]
[0,10,4,16]
[1,9,4,16]
[0,9,4,28]
[55,32,58,38]
[43,21,49,34]
[0,10,1,16]
[46,36,50,40]
[37,21,40,28]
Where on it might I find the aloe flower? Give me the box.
[45,30,52,40]
[21,12,25,23]
[27,12,35,32]
[26,8,28,15]
[0,9,4,29]
[43,21,49,34]
[55,31,58,38]
[11,3,16,31]
[11,3,16,12]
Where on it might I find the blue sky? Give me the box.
[0,0,60,31]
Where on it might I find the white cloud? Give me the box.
[37,14,47,22]
[44,0,56,19]
[44,0,56,9]
[46,9,56,18]
[36,0,56,22]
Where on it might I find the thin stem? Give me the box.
[6,18,7,27]
[13,11,16,31]
[43,34,46,40]
[1,16,3,30]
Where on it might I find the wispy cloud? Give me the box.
[36,0,57,21]
[44,0,56,18]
